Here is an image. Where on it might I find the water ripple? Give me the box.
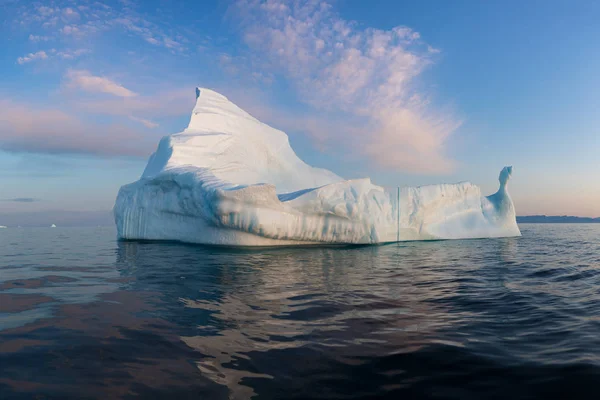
[1,224,599,399]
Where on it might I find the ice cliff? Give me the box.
[114,88,521,245]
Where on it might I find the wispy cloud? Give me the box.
[54,48,91,59]
[28,34,50,42]
[230,0,460,173]
[19,1,189,53]
[113,17,186,52]
[17,50,48,64]
[0,99,153,157]
[17,48,89,65]
[129,115,158,128]
[1,198,40,203]
[62,7,80,20]
[61,25,82,36]
[64,69,137,97]
[71,87,195,119]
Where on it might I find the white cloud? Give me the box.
[17,48,89,65]
[219,53,240,75]
[29,34,50,42]
[129,116,159,128]
[37,6,58,17]
[62,7,80,20]
[145,37,160,45]
[61,25,81,35]
[163,37,180,49]
[19,1,190,54]
[17,51,48,64]
[230,0,460,173]
[64,69,137,97]
[56,48,91,59]
[112,17,186,52]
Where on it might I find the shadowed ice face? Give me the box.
[499,166,513,187]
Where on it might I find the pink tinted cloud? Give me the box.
[230,0,460,174]
[64,69,137,97]
[129,116,159,129]
[70,87,195,119]
[17,51,48,64]
[0,100,154,157]
[20,2,189,53]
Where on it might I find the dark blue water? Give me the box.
[1,225,599,399]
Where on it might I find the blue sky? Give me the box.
[0,0,599,222]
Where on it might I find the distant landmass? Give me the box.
[517,215,600,223]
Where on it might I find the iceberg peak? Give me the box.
[195,87,227,101]
[143,87,341,192]
[186,87,257,133]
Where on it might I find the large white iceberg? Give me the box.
[114,88,520,245]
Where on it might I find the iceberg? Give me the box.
[114,88,520,245]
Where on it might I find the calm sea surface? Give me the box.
[1,224,599,399]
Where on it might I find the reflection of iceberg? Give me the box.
[114,88,520,245]
[115,240,453,399]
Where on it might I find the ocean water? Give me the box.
[1,224,599,399]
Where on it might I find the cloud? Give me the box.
[26,5,76,29]
[71,87,195,119]
[229,0,460,173]
[64,69,137,97]
[1,198,40,203]
[129,116,158,128]
[114,17,186,52]
[55,48,91,59]
[0,99,154,157]
[37,6,58,17]
[219,53,240,75]
[20,2,189,52]
[17,50,48,64]
[16,48,89,65]
[61,25,81,35]
[62,7,80,20]
[28,34,50,42]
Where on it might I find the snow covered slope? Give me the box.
[114,88,520,245]
[141,88,341,193]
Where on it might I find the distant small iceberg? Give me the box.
[0,225,7,229]
[51,224,57,228]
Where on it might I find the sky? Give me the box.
[0,0,599,225]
